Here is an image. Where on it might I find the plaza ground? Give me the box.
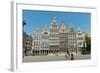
[23,54,91,62]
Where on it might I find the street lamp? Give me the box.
[82,42,87,54]
[85,43,87,54]
[74,44,77,54]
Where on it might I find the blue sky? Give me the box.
[23,10,91,35]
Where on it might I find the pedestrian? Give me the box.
[67,50,70,56]
[65,54,67,59]
[70,53,74,60]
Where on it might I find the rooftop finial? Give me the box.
[51,16,56,23]
[44,24,49,32]
[53,16,56,20]
[70,17,73,28]
[78,27,81,32]
[69,17,74,32]
[36,24,41,32]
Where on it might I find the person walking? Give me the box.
[70,53,74,60]
[65,54,67,59]
[67,50,70,56]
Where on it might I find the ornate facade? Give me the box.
[76,27,85,54]
[32,27,42,55]
[59,21,68,53]
[23,32,32,56]
[49,17,59,54]
[67,24,77,54]
[31,17,86,55]
[41,27,49,55]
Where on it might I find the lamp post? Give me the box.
[74,44,77,54]
[82,42,87,54]
[85,43,87,54]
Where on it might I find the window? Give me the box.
[34,42,35,45]
[77,37,83,40]
[78,42,82,45]
[78,33,82,36]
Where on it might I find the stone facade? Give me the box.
[59,21,68,53]
[31,17,86,55]
[23,32,32,56]
[67,25,77,54]
[49,17,59,54]
[41,27,49,55]
[76,27,85,54]
[32,27,42,55]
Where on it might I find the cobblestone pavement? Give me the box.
[23,54,90,63]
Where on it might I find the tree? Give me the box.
[23,21,26,27]
[23,21,27,32]
[85,35,91,54]
[23,21,27,57]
